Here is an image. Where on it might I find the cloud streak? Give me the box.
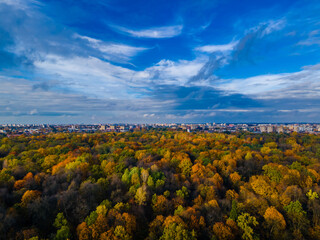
[215,64,320,99]
[110,24,183,38]
[76,35,149,62]
[189,18,287,85]
[0,0,42,10]
[195,41,238,53]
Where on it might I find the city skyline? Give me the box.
[1,0,320,124]
[2,123,320,136]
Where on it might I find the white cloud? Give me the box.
[309,30,320,37]
[214,109,264,112]
[297,37,320,46]
[110,24,183,38]
[194,19,285,55]
[33,54,137,99]
[164,111,216,120]
[214,64,320,99]
[200,20,212,31]
[261,19,286,36]
[96,43,148,63]
[0,76,174,123]
[244,18,286,37]
[278,108,320,113]
[29,109,38,115]
[76,35,101,44]
[0,0,42,9]
[278,109,293,112]
[135,58,206,85]
[216,74,289,94]
[30,50,206,101]
[195,41,238,53]
[143,113,155,118]
[76,35,149,62]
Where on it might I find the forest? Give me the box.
[0,130,320,240]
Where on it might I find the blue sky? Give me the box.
[0,0,320,123]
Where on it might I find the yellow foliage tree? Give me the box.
[21,190,41,207]
[212,222,234,240]
[264,206,286,237]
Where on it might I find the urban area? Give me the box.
[1,123,320,136]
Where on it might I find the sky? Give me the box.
[0,0,320,124]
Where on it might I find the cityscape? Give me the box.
[1,123,320,136]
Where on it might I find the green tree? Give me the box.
[55,226,71,240]
[147,175,154,188]
[237,213,259,240]
[85,211,98,226]
[160,223,196,240]
[122,169,131,185]
[284,200,309,232]
[229,200,238,221]
[54,213,70,240]
[114,225,131,240]
[54,213,68,229]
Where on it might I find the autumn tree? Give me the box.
[263,206,286,238]
[160,222,196,240]
[54,213,71,240]
[237,213,259,240]
[135,185,147,205]
[284,200,309,238]
[212,222,234,240]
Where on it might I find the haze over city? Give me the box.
[0,0,320,124]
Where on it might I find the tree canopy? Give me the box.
[0,131,320,239]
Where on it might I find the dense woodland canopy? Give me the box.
[1,130,320,240]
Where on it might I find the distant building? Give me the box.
[260,126,267,132]
[99,125,107,131]
[277,126,284,133]
[267,126,274,133]
[119,126,129,132]
[107,125,116,131]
